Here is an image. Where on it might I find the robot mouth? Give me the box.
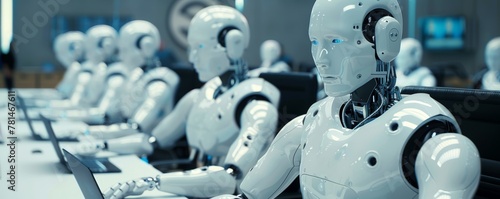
[322,75,339,84]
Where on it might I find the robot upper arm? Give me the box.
[239,115,305,199]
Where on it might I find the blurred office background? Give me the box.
[1,0,500,88]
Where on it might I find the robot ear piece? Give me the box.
[217,26,238,48]
[136,35,157,58]
[374,16,402,62]
[99,37,116,55]
[224,29,245,60]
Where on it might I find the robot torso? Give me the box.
[186,77,279,157]
[299,93,459,199]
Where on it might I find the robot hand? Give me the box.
[74,138,106,156]
[103,177,157,199]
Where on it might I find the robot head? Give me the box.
[395,38,423,72]
[188,5,250,82]
[309,0,403,97]
[84,25,117,63]
[117,20,161,68]
[54,31,85,68]
[260,40,281,64]
[485,37,500,71]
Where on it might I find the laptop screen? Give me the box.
[63,149,104,199]
[40,114,66,165]
[16,96,38,137]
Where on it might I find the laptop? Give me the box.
[17,95,79,142]
[40,114,121,173]
[63,149,105,199]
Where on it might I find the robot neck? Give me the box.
[342,61,401,129]
[140,57,160,72]
[213,60,248,99]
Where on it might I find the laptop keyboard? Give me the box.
[81,158,107,172]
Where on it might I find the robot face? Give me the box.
[84,25,117,63]
[54,31,86,68]
[309,0,402,97]
[260,40,281,63]
[117,20,161,68]
[485,37,500,71]
[395,38,422,72]
[187,5,250,82]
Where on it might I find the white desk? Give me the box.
[0,121,187,199]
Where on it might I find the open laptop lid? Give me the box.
[16,95,40,138]
[40,114,67,166]
[63,149,105,199]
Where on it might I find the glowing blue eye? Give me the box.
[332,39,342,44]
[311,40,318,46]
[199,44,204,49]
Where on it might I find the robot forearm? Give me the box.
[240,115,305,199]
[40,108,106,125]
[76,133,154,156]
[104,166,236,199]
[224,100,278,179]
[84,123,141,140]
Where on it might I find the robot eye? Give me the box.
[311,40,318,46]
[332,39,343,44]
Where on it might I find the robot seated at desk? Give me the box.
[248,39,291,77]
[214,0,479,198]
[394,37,436,89]
[75,5,282,199]
[14,31,86,101]
[38,21,179,127]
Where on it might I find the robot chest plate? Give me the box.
[186,79,240,156]
[299,98,420,198]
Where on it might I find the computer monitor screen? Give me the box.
[420,16,466,50]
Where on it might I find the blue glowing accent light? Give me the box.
[332,39,342,44]
[311,40,318,46]
[199,44,204,49]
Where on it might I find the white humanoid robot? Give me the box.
[75,20,179,138]
[17,31,86,102]
[481,37,500,90]
[394,37,436,88]
[248,39,290,77]
[215,0,480,199]
[54,31,87,98]
[26,25,117,111]
[80,5,281,198]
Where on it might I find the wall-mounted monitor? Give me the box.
[419,16,467,51]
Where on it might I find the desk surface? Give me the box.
[0,116,186,198]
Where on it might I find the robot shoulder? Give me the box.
[104,62,128,78]
[234,78,280,107]
[399,94,460,133]
[138,67,180,88]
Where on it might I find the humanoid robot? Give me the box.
[394,37,436,88]
[248,39,291,77]
[214,0,479,198]
[78,6,281,198]
[479,37,500,90]
[74,20,179,138]
[54,31,87,98]
[26,25,117,111]
[18,31,86,101]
